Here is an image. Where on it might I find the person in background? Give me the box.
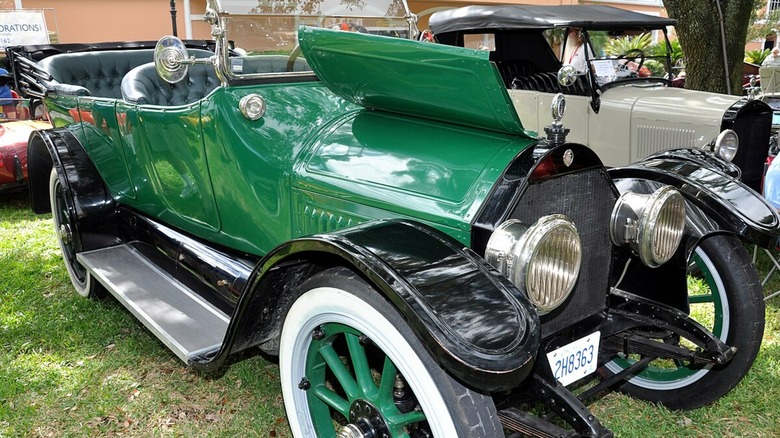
[0,68,16,118]
[562,27,594,73]
[763,47,780,67]
[0,68,12,104]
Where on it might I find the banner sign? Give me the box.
[0,10,49,47]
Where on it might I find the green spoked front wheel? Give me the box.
[280,267,502,437]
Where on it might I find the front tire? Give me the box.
[605,235,764,410]
[280,267,502,437]
[49,168,105,299]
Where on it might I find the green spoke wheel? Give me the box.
[604,235,764,410]
[280,267,502,437]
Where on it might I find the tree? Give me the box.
[664,0,755,94]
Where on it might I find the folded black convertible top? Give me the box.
[428,5,676,34]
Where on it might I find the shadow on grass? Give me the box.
[0,196,290,436]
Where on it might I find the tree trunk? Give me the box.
[665,0,754,95]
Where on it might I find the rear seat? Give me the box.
[38,49,213,99]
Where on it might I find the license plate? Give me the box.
[546,331,600,386]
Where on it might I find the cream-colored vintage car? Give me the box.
[757,65,780,136]
[429,5,772,190]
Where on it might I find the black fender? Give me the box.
[27,127,119,251]
[609,149,780,249]
[608,151,780,311]
[192,220,541,392]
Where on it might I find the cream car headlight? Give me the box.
[713,129,739,162]
[485,215,582,314]
[610,186,686,268]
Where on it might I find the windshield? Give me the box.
[558,28,678,88]
[209,0,413,59]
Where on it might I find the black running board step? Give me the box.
[77,244,229,363]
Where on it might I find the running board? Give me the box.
[77,244,230,363]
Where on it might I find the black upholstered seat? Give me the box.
[120,62,221,106]
[39,50,156,98]
[38,49,215,99]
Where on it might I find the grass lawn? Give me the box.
[2,190,779,437]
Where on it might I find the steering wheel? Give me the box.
[287,44,302,72]
[617,49,646,74]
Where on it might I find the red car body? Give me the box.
[0,119,50,193]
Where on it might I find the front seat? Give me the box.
[121,62,220,106]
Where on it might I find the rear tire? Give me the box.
[49,168,105,299]
[604,235,764,409]
[280,267,502,437]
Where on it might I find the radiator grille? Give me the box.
[510,168,618,337]
[636,125,696,161]
[731,112,771,191]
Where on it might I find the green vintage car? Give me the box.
[8,0,780,436]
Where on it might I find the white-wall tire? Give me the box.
[280,267,502,437]
[49,168,104,299]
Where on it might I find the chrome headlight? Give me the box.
[485,215,582,314]
[713,129,739,162]
[610,186,686,268]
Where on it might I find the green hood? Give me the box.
[299,26,528,137]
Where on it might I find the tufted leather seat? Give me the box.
[39,50,156,98]
[120,62,220,106]
[38,49,215,99]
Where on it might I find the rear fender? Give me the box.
[27,127,119,251]
[194,220,541,392]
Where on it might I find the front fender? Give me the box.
[196,220,541,392]
[609,151,780,248]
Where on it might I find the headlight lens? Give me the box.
[485,215,582,314]
[714,129,739,162]
[610,186,686,267]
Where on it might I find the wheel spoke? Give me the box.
[378,355,397,402]
[688,294,713,304]
[387,410,427,429]
[345,332,377,399]
[319,343,358,399]
[311,383,351,417]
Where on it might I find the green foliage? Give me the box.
[747,9,780,43]
[585,30,611,57]
[648,39,685,64]
[746,48,771,64]
[644,59,667,77]
[604,32,653,56]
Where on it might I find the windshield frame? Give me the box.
[563,26,674,94]
[205,0,418,84]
